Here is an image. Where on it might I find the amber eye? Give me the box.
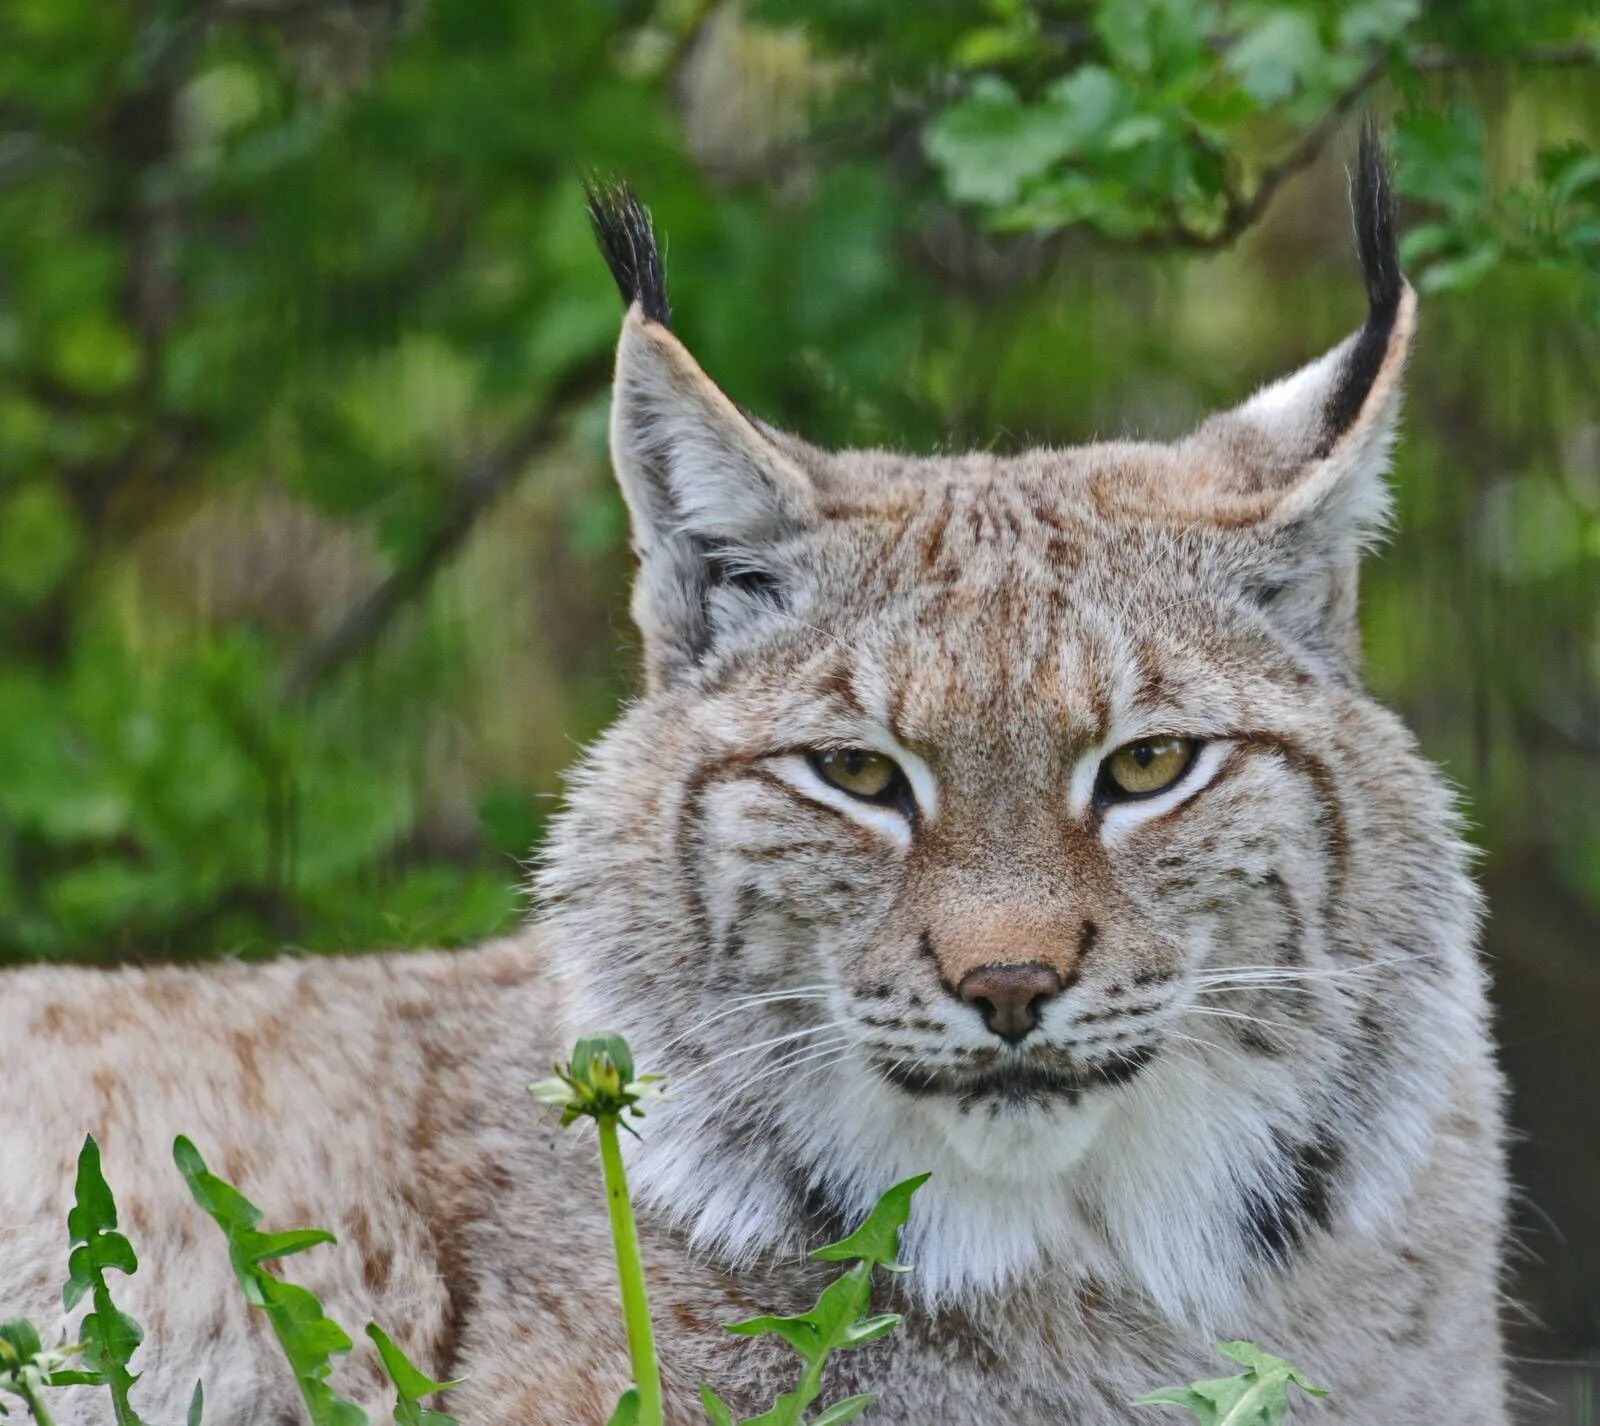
[809,748,903,803]
[1099,736,1199,800]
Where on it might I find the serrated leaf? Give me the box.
[714,1177,927,1423]
[1213,1341,1326,1398]
[811,1174,928,1269]
[367,1323,461,1426]
[174,1138,368,1426]
[1134,1342,1326,1424]
[366,1324,459,1397]
[63,1137,148,1425]
[66,1137,121,1244]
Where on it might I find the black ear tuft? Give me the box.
[583,176,671,328]
[1317,119,1404,455]
[1353,116,1401,324]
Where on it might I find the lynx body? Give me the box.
[0,134,1507,1424]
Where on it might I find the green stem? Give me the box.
[92,1281,141,1426]
[18,1376,58,1426]
[785,1355,826,1425]
[596,1114,663,1426]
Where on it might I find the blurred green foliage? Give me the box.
[0,0,1596,968]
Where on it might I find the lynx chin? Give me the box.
[1,126,1506,1424]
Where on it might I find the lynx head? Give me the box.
[542,131,1481,1317]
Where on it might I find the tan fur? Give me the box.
[2,261,1507,1422]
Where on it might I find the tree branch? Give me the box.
[281,354,610,699]
[1131,33,1598,254]
[1408,40,1599,71]
[1149,51,1391,253]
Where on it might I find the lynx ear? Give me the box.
[586,181,819,689]
[1185,123,1415,674]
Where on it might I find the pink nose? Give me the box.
[957,963,1063,1043]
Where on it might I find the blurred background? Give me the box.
[0,0,1596,1417]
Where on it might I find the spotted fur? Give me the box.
[1,132,1506,1424]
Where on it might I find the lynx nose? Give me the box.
[958,963,1063,1044]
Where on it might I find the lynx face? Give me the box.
[544,149,1483,1315]
[649,454,1329,1133]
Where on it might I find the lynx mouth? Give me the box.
[873,1046,1155,1110]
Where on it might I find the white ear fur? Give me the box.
[609,307,818,688]
[1240,282,1416,535]
[1187,280,1417,676]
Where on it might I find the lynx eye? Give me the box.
[1099,736,1199,800]
[809,748,902,803]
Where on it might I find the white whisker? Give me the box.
[1181,1005,1298,1035]
[652,988,834,1055]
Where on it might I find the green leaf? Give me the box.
[698,1384,736,1426]
[795,1269,874,1345]
[1418,241,1503,293]
[923,78,1080,207]
[808,1396,875,1425]
[45,1371,107,1387]
[0,1322,43,1367]
[1046,66,1131,154]
[810,1174,929,1269]
[1214,1341,1326,1397]
[606,1388,640,1426]
[62,1136,148,1425]
[0,482,81,607]
[1133,1341,1327,1424]
[188,1380,205,1426]
[174,1138,368,1426]
[722,1314,826,1360]
[1544,145,1600,209]
[1135,1384,1223,1424]
[836,1314,900,1349]
[715,1177,927,1424]
[46,311,140,397]
[1394,109,1488,212]
[65,1135,121,1248]
[1228,11,1323,105]
[367,1324,460,1426]
[1397,223,1459,266]
[1337,0,1420,50]
[246,1230,339,1265]
[1095,0,1207,79]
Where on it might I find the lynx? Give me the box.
[1,128,1506,1424]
